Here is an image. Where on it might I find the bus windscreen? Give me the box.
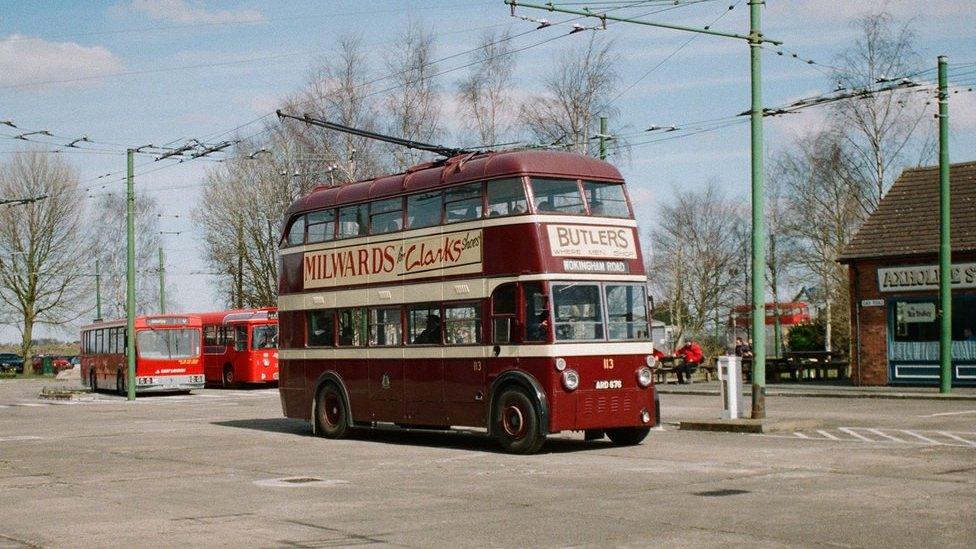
[137,329,201,360]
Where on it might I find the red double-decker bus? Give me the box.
[81,315,205,394]
[277,150,658,453]
[199,308,279,387]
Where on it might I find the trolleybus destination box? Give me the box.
[547,224,637,259]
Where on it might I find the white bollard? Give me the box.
[717,356,744,419]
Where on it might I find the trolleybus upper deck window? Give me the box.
[338,204,368,238]
[530,178,585,214]
[306,209,336,243]
[583,181,630,218]
[486,178,527,216]
[370,198,403,234]
[407,191,442,229]
[286,215,305,246]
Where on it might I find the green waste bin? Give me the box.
[42,356,52,375]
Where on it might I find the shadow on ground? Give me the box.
[212,417,617,455]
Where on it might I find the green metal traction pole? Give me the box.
[126,149,136,401]
[159,246,166,314]
[505,0,777,417]
[938,55,952,394]
[95,259,102,321]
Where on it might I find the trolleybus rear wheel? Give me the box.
[222,365,235,389]
[116,371,125,396]
[89,370,97,392]
[494,387,545,454]
[606,427,650,446]
[315,383,349,439]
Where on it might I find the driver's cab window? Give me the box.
[523,282,549,342]
[234,326,247,351]
[491,283,517,344]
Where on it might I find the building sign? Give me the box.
[861,299,885,307]
[547,224,637,259]
[562,259,629,274]
[878,262,976,292]
[898,302,936,323]
[302,229,483,288]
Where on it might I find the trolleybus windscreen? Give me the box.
[530,179,585,214]
[605,285,650,340]
[552,284,604,340]
[582,181,630,218]
[137,329,201,360]
[251,325,278,349]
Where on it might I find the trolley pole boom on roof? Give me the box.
[276,111,472,159]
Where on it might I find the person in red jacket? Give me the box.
[674,339,703,384]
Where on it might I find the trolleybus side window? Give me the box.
[338,204,368,238]
[370,198,403,234]
[368,307,402,346]
[606,284,650,340]
[307,310,335,347]
[407,191,441,229]
[234,326,247,351]
[408,304,441,345]
[583,181,630,218]
[445,182,483,222]
[552,283,605,341]
[486,178,527,216]
[523,282,549,342]
[286,215,305,246]
[530,178,585,214]
[338,308,366,347]
[444,303,482,345]
[491,283,517,344]
[306,209,336,243]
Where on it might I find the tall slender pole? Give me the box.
[126,150,136,401]
[749,0,766,418]
[158,246,166,314]
[937,55,952,394]
[95,259,102,321]
[599,116,608,160]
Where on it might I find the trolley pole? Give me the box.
[158,246,166,314]
[126,150,136,401]
[937,55,952,394]
[95,259,102,321]
[599,116,608,160]
[502,0,777,417]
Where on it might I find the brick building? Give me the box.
[839,161,976,386]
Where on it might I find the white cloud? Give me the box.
[129,0,264,25]
[0,34,123,89]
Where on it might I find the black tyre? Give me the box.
[606,427,650,446]
[493,387,546,454]
[315,383,350,439]
[222,365,235,389]
[116,371,126,396]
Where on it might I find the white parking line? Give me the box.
[838,428,874,442]
[898,430,943,445]
[816,430,840,440]
[936,431,976,447]
[919,409,976,417]
[867,428,906,443]
[793,432,810,439]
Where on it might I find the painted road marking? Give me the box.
[838,428,874,442]
[938,432,976,447]
[816,430,840,440]
[919,409,976,417]
[793,432,810,439]
[899,430,943,445]
[867,428,906,443]
[0,435,43,442]
[762,428,976,449]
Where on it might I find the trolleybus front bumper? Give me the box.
[135,374,206,392]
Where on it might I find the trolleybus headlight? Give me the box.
[641,409,651,424]
[637,367,653,388]
[555,357,567,371]
[645,354,658,368]
[561,369,580,391]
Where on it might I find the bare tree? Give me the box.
[520,34,618,154]
[383,23,442,170]
[649,181,747,355]
[455,29,518,148]
[89,193,167,318]
[0,150,91,366]
[831,10,932,212]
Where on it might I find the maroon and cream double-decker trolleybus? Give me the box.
[277,150,658,453]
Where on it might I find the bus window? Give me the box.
[338,308,366,347]
[523,282,549,342]
[306,209,336,243]
[338,204,367,238]
[605,285,649,340]
[307,310,335,347]
[370,198,403,234]
[530,178,585,214]
[369,307,402,346]
[583,181,630,218]
[286,215,305,246]
[136,329,201,359]
[234,326,247,351]
[408,305,441,345]
[486,178,527,217]
[407,191,441,229]
[252,324,278,349]
[204,326,219,346]
[445,303,482,345]
[445,183,483,222]
[552,283,604,341]
[492,283,517,344]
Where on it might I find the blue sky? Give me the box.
[1,0,974,341]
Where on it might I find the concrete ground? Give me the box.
[1,378,974,548]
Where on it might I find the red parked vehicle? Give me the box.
[198,308,279,387]
[277,149,658,453]
[81,315,205,394]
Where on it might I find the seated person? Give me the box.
[413,314,441,344]
[536,200,554,212]
[526,311,549,342]
[734,337,753,358]
[674,339,703,384]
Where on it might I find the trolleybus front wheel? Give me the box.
[315,383,349,439]
[116,371,125,396]
[89,370,97,392]
[494,387,545,454]
[606,427,650,446]
[222,365,235,389]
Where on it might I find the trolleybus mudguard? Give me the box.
[487,370,550,435]
[310,370,354,435]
